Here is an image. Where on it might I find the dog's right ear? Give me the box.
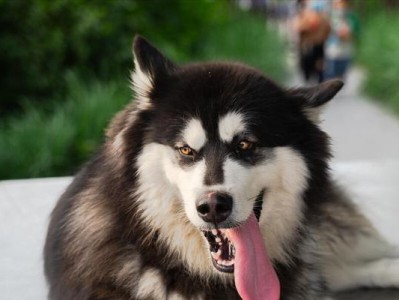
[131,36,176,106]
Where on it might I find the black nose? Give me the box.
[196,192,233,224]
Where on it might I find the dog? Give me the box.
[44,36,399,299]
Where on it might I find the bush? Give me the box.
[0,0,226,115]
[0,75,130,179]
[357,12,399,114]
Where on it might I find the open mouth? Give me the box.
[203,229,235,273]
[202,190,265,273]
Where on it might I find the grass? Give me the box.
[357,12,399,114]
[0,13,285,179]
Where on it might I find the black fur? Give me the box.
[44,36,344,299]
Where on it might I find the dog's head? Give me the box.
[111,36,343,275]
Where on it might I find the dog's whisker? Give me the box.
[245,194,260,202]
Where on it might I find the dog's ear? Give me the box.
[131,36,176,107]
[288,79,344,123]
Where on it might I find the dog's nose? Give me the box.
[196,192,233,224]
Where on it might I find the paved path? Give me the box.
[321,68,399,162]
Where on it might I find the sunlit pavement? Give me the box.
[321,67,399,162]
[1,68,399,299]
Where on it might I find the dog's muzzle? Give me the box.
[198,190,265,273]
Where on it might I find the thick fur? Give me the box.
[44,37,399,300]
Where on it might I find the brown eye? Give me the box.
[179,146,194,156]
[238,140,254,151]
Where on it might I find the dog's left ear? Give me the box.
[288,79,344,123]
[131,36,176,106]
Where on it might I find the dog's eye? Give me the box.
[179,146,194,156]
[237,140,254,151]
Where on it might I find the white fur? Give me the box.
[218,112,246,142]
[303,104,328,124]
[68,195,113,245]
[323,231,399,290]
[181,119,207,151]
[259,147,309,263]
[131,57,153,110]
[198,146,308,264]
[135,143,218,278]
[112,131,125,155]
[164,158,209,227]
[210,147,308,263]
[136,138,310,273]
[114,255,142,291]
[65,186,115,278]
[169,292,204,300]
[326,258,399,291]
[108,108,140,168]
[136,268,166,298]
[168,291,185,300]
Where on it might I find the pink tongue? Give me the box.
[226,213,280,300]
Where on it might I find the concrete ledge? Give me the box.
[0,177,71,300]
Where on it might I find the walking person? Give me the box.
[324,0,359,80]
[293,0,330,83]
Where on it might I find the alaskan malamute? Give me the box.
[44,37,399,299]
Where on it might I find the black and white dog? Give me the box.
[44,37,399,299]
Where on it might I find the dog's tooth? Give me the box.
[225,260,234,266]
[215,237,221,243]
[212,229,217,235]
[211,252,220,261]
[222,260,230,266]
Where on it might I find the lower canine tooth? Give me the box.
[221,260,229,266]
[212,252,220,260]
[218,259,234,266]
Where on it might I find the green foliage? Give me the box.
[352,0,384,13]
[0,0,227,115]
[357,12,399,114]
[0,76,130,179]
[0,2,286,179]
[195,13,285,81]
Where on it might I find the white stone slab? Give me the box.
[0,177,72,300]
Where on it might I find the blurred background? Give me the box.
[1,0,399,180]
[1,1,399,299]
